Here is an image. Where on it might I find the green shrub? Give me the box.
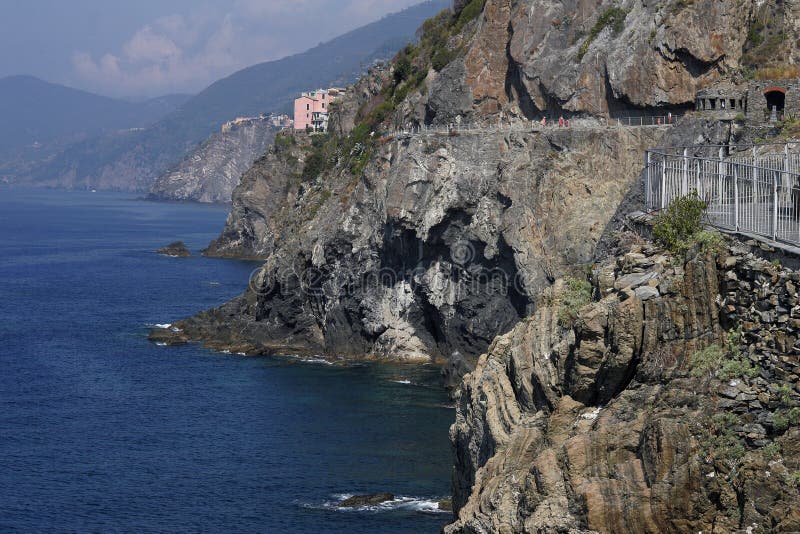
[557,276,593,327]
[653,192,709,255]
[432,47,459,71]
[689,344,725,378]
[699,411,748,474]
[301,151,327,182]
[689,336,758,380]
[788,471,800,487]
[774,407,800,432]
[393,56,413,84]
[762,441,781,459]
[718,357,760,380]
[454,0,486,32]
[734,113,746,123]
[692,229,725,255]
[274,134,294,150]
[577,6,627,60]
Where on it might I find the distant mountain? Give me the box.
[0,75,189,156]
[10,0,449,191]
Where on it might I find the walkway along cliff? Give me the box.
[150,0,800,530]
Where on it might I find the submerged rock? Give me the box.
[438,498,453,512]
[157,241,191,258]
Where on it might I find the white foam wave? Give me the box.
[291,356,334,365]
[392,379,413,385]
[220,349,232,354]
[154,323,172,329]
[305,358,334,365]
[155,342,168,347]
[305,494,449,514]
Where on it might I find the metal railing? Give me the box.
[385,116,674,138]
[613,115,676,127]
[645,141,800,246]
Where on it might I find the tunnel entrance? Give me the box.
[764,87,786,120]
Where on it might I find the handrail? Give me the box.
[648,140,800,154]
[644,141,800,247]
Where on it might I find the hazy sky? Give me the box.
[0,0,426,99]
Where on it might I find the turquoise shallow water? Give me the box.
[0,188,453,532]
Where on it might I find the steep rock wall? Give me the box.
[446,239,800,533]
[155,125,664,361]
[423,0,800,123]
[147,120,275,204]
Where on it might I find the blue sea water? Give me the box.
[0,188,454,532]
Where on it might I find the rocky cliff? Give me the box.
[150,1,800,530]
[446,236,800,533]
[147,119,275,204]
[156,123,665,360]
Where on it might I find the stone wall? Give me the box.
[746,79,800,123]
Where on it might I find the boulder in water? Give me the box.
[157,241,191,257]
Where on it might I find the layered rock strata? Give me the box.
[446,238,800,533]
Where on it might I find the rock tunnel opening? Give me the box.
[764,87,786,115]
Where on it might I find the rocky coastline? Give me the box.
[149,0,800,530]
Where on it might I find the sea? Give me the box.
[0,188,454,532]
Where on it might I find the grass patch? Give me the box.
[557,276,593,327]
[776,116,800,140]
[688,329,759,380]
[753,65,800,80]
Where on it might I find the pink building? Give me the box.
[293,89,340,132]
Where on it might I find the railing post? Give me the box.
[774,171,779,240]
[644,150,652,209]
[682,148,689,196]
[661,155,667,209]
[718,147,724,205]
[734,163,739,231]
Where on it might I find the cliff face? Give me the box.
[163,0,777,361]
[159,124,664,361]
[446,239,800,533]
[147,120,275,203]
[424,0,800,124]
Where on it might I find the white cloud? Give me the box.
[70,0,425,97]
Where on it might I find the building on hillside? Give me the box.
[745,79,800,123]
[694,86,747,120]
[269,114,293,129]
[293,88,343,132]
[694,79,800,123]
[220,114,293,133]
